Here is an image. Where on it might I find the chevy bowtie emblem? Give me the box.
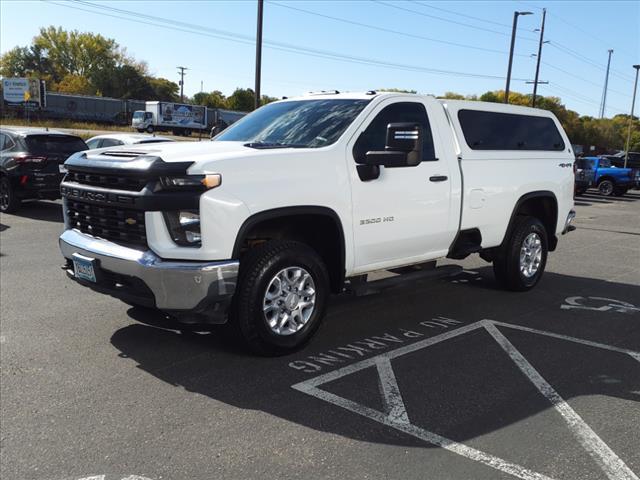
[125,218,137,225]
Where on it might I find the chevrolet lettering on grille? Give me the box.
[60,186,135,205]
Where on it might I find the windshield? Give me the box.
[26,135,88,155]
[133,111,145,120]
[215,99,370,148]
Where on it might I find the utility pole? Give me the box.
[599,50,613,118]
[505,11,532,104]
[531,8,546,107]
[623,65,640,168]
[254,0,264,110]
[177,66,188,102]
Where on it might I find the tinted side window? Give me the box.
[458,110,565,151]
[353,102,436,163]
[0,133,6,151]
[85,138,101,149]
[100,138,124,148]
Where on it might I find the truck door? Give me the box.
[347,98,455,272]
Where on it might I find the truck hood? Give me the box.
[95,140,255,164]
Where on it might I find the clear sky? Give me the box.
[1,0,638,117]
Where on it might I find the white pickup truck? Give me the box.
[59,91,576,354]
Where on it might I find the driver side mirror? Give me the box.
[362,123,423,168]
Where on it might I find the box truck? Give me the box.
[132,101,207,136]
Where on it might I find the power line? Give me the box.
[545,10,638,61]
[541,61,628,98]
[373,0,538,41]
[53,0,527,83]
[411,1,514,29]
[549,42,634,83]
[267,1,526,57]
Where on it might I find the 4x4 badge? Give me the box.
[125,218,137,225]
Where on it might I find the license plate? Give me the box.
[59,164,68,173]
[72,254,97,283]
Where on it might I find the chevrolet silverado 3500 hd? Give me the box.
[59,92,576,354]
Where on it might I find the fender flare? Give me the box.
[232,205,347,289]
[501,190,558,251]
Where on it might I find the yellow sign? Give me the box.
[24,91,31,101]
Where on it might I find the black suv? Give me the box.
[0,127,88,213]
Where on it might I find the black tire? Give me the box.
[493,216,548,291]
[598,179,615,196]
[227,240,330,356]
[575,187,587,196]
[146,125,154,134]
[0,176,21,214]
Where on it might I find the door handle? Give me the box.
[429,175,448,182]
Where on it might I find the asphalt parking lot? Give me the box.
[1,190,639,480]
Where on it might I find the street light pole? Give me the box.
[531,8,546,108]
[623,65,640,168]
[599,49,614,118]
[254,0,264,110]
[505,11,532,104]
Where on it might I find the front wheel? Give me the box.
[145,125,154,134]
[493,216,548,291]
[228,240,330,355]
[0,176,21,213]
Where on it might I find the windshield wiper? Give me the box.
[244,142,308,149]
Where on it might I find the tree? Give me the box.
[260,94,279,105]
[91,64,154,99]
[378,88,417,94]
[227,88,256,111]
[56,74,95,95]
[148,77,179,102]
[193,90,227,108]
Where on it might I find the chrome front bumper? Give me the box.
[59,229,238,317]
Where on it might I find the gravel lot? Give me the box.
[1,190,639,480]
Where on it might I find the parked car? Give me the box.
[603,151,640,169]
[574,157,596,196]
[1,127,88,213]
[578,156,637,196]
[85,133,174,150]
[59,92,576,354]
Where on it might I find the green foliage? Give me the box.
[148,77,180,102]
[193,90,228,108]
[56,74,95,95]
[378,88,417,94]
[227,88,256,112]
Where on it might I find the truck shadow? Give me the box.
[111,269,640,450]
[7,200,63,222]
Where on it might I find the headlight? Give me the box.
[159,174,221,190]
[163,210,201,247]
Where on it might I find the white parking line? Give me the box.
[375,356,409,425]
[293,320,640,480]
[486,323,639,480]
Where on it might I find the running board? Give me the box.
[347,265,463,296]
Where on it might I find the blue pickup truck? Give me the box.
[575,156,639,197]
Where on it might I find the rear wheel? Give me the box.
[0,176,20,213]
[493,216,548,291]
[227,240,329,355]
[598,179,615,196]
